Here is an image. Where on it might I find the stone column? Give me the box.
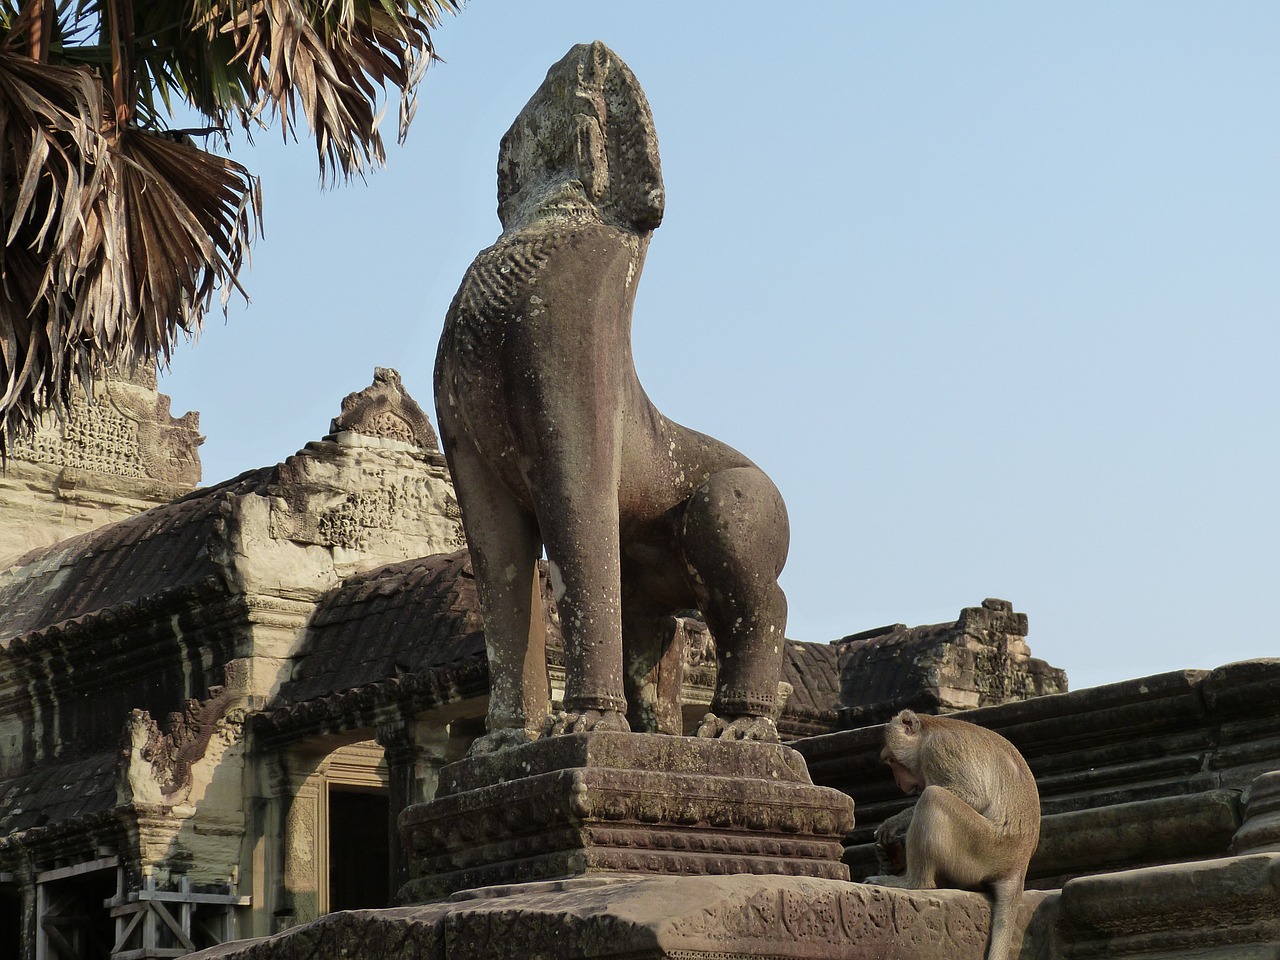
[376,719,466,895]
[263,752,328,930]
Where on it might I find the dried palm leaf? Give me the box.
[210,0,458,181]
[0,49,104,455]
[1,0,454,458]
[132,3,256,136]
[1,123,261,457]
[64,128,261,363]
[0,51,100,254]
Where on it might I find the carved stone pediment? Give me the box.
[1,365,203,563]
[327,368,439,452]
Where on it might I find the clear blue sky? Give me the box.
[161,3,1279,692]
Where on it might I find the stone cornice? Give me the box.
[255,658,489,749]
[0,808,123,871]
[0,577,227,653]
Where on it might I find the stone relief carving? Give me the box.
[123,679,243,805]
[434,42,790,753]
[9,365,202,485]
[328,367,440,452]
[310,471,461,551]
[664,882,991,954]
[266,371,464,559]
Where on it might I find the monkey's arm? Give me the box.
[876,807,914,843]
[873,807,914,875]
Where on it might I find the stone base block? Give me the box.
[189,875,1053,960]
[1231,770,1280,855]
[1029,789,1244,886]
[1061,852,1280,958]
[398,732,856,902]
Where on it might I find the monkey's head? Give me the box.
[880,709,929,795]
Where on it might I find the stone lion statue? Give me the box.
[434,41,790,754]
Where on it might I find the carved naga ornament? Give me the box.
[434,41,790,754]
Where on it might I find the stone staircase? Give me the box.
[794,658,1280,957]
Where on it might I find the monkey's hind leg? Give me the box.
[907,784,1024,960]
[906,784,1005,888]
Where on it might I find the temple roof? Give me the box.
[259,550,496,741]
[0,470,269,643]
[276,549,487,707]
[0,752,117,835]
[265,547,841,740]
[782,640,841,719]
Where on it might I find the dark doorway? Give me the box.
[0,885,21,959]
[39,868,115,960]
[328,789,390,911]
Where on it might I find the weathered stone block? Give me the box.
[1033,790,1242,884]
[399,733,856,902]
[1060,853,1280,958]
[188,876,1055,960]
[836,598,1067,727]
[1232,770,1280,856]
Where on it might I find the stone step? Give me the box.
[1059,852,1280,959]
[186,875,1055,960]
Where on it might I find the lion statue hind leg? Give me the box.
[679,466,790,742]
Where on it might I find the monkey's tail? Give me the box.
[985,876,1024,960]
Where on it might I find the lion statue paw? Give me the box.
[466,727,541,756]
[695,713,779,743]
[543,709,631,737]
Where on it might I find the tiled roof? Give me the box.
[836,620,952,709]
[0,470,270,642]
[0,752,117,835]
[275,549,487,707]
[271,548,842,739]
[782,640,840,716]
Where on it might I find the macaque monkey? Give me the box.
[866,710,1040,960]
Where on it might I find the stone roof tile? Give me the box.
[782,640,841,715]
[276,549,486,707]
[269,549,843,739]
[0,752,118,834]
[0,470,270,642]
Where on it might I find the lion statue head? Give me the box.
[497,41,666,234]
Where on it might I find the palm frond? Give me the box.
[1,0,455,457]
[0,50,99,246]
[211,0,457,181]
[0,49,104,455]
[1,120,261,457]
[64,129,261,362]
[124,2,258,137]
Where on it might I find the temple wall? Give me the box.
[0,367,201,566]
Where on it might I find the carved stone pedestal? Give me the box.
[398,732,857,903]
[191,875,1053,960]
